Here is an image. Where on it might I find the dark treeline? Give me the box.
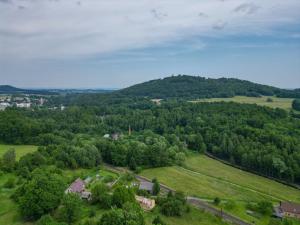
[119,75,300,99]
[0,99,300,184]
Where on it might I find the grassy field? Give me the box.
[0,173,33,225]
[141,154,300,225]
[191,96,294,110]
[145,207,230,225]
[0,144,37,160]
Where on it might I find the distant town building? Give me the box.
[16,102,31,108]
[0,102,10,110]
[65,178,92,200]
[274,201,300,219]
[135,195,155,211]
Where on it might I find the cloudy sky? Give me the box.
[0,0,300,89]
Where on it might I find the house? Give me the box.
[139,181,154,194]
[16,102,31,108]
[65,178,85,194]
[65,178,92,201]
[274,202,300,219]
[135,195,155,211]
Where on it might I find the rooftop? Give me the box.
[280,202,300,214]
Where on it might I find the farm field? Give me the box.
[0,144,37,160]
[191,96,294,110]
[141,154,300,225]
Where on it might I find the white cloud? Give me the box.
[0,0,300,59]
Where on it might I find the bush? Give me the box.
[246,201,273,216]
[3,177,15,189]
[292,99,300,111]
[102,175,114,183]
[91,183,111,208]
[159,191,187,217]
[36,215,66,225]
[57,193,82,224]
[257,201,273,215]
[213,197,221,206]
[16,169,66,220]
[152,178,160,196]
[112,186,135,208]
[152,215,166,225]
[224,200,236,210]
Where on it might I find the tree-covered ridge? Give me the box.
[0,100,299,184]
[119,75,300,99]
[0,85,54,95]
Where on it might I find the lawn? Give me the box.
[145,207,230,225]
[0,173,33,225]
[0,144,38,160]
[140,154,300,225]
[191,96,294,110]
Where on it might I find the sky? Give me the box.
[0,0,300,89]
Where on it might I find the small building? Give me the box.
[139,181,153,194]
[65,178,85,194]
[16,102,31,108]
[274,202,300,219]
[65,178,92,201]
[103,134,110,138]
[135,195,155,211]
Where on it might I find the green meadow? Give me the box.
[141,154,300,225]
[0,145,37,160]
[191,96,294,110]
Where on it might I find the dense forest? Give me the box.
[119,75,300,99]
[1,98,300,184]
[45,76,300,107]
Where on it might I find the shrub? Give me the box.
[57,193,82,224]
[4,177,15,189]
[152,215,166,225]
[213,197,221,206]
[112,186,135,208]
[152,178,160,196]
[224,200,236,210]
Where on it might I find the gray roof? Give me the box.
[139,181,153,191]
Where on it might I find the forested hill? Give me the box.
[0,85,55,95]
[119,75,300,99]
[0,85,23,94]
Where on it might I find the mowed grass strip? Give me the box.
[191,96,294,110]
[141,166,273,202]
[141,154,300,203]
[184,154,300,203]
[145,207,230,225]
[0,144,37,160]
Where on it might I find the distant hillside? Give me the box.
[0,85,23,94]
[0,85,55,95]
[119,75,300,99]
